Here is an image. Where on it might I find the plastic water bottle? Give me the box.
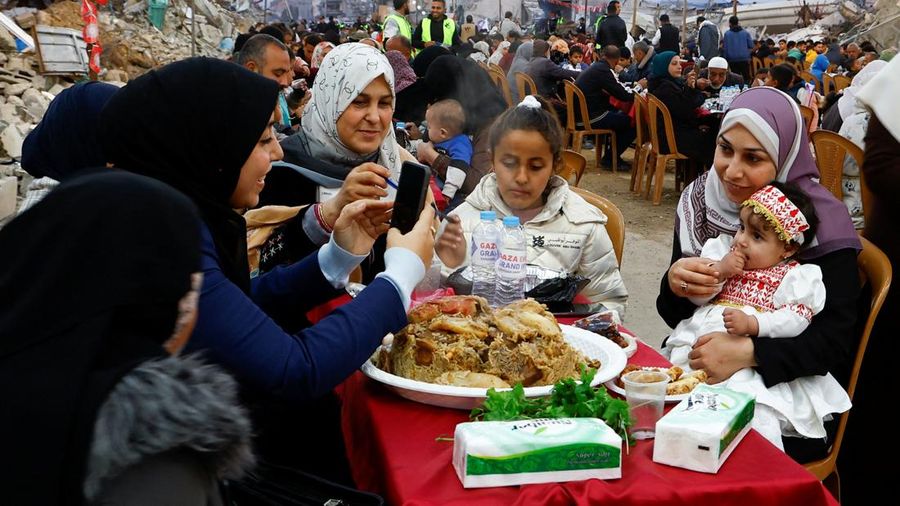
[495,216,527,306]
[471,211,501,304]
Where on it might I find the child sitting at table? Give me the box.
[423,99,473,207]
[663,183,851,451]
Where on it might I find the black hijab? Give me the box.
[21,81,118,181]
[412,45,452,78]
[424,54,508,135]
[99,57,280,294]
[0,171,201,504]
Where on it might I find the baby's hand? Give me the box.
[717,251,746,280]
[723,308,758,336]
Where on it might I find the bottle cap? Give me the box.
[480,211,497,220]
[502,216,520,227]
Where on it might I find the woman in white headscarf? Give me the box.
[835,59,887,228]
[468,40,490,63]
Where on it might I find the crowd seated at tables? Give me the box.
[3,6,897,503]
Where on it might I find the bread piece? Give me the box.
[667,376,700,395]
[434,371,510,388]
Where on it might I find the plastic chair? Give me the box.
[488,68,514,108]
[810,129,863,201]
[561,80,618,173]
[804,236,892,501]
[630,93,653,194]
[822,73,835,96]
[799,70,821,94]
[832,75,851,92]
[559,149,587,187]
[644,93,690,205]
[514,71,538,101]
[799,104,816,133]
[488,62,503,74]
[751,56,764,76]
[569,187,625,267]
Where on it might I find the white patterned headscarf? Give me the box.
[302,43,402,193]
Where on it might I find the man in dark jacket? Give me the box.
[697,56,745,97]
[526,39,580,98]
[597,1,627,49]
[697,16,719,60]
[619,40,654,84]
[573,45,636,170]
[653,14,680,54]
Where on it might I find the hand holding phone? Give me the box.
[391,161,431,234]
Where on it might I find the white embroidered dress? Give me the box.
[664,234,851,450]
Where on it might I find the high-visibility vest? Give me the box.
[383,13,412,40]
[421,17,456,46]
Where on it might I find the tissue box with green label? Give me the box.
[453,418,621,488]
[652,384,755,473]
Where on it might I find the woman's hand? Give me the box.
[321,163,390,228]
[667,257,721,298]
[688,332,757,384]
[417,141,439,165]
[332,200,393,255]
[686,69,697,88]
[435,215,466,268]
[387,205,436,268]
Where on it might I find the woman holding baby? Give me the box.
[656,87,861,463]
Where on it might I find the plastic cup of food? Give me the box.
[622,369,670,440]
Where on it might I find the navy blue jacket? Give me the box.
[185,226,407,401]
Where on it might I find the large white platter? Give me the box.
[360,324,628,410]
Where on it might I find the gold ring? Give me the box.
[680,281,688,293]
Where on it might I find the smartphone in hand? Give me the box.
[391,161,430,234]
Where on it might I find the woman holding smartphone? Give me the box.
[99,56,434,482]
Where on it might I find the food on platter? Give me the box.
[374,296,599,387]
[573,311,629,349]
[615,365,708,396]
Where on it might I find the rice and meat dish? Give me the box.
[374,296,599,388]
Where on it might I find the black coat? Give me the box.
[597,14,627,49]
[526,57,580,98]
[648,76,704,127]
[657,24,680,53]
[574,60,634,121]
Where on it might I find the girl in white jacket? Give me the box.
[435,96,628,313]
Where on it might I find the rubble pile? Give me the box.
[1,0,256,219]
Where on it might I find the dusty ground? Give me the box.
[575,148,684,348]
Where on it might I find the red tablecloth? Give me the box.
[339,327,838,505]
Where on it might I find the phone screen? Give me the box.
[391,161,430,234]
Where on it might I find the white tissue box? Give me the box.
[653,384,755,473]
[453,418,622,488]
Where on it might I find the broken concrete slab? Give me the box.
[0,176,17,221]
[1,125,24,159]
[4,83,31,97]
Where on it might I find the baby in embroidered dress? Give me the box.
[663,183,851,451]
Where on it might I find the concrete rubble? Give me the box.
[1,0,256,219]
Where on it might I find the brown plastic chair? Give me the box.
[562,80,619,173]
[630,93,653,193]
[822,73,835,96]
[804,236,892,501]
[488,68,514,108]
[514,71,538,101]
[799,104,815,133]
[799,70,821,94]
[810,129,864,201]
[644,93,690,205]
[832,75,851,92]
[559,149,587,187]
[751,56,764,76]
[488,62,503,74]
[569,187,625,267]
